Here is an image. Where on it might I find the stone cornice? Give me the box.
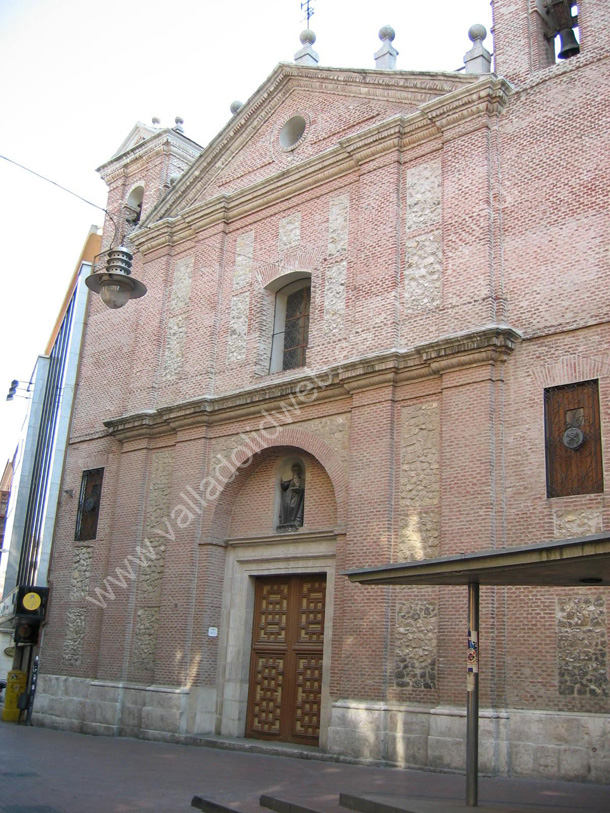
[420,74,513,135]
[130,75,512,256]
[103,325,521,441]
[226,528,338,548]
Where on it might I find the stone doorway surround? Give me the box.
[215,529,337,749]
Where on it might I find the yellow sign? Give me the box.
[1,670,27,722]
[22,592,42,611]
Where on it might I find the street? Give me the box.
[0,723,609,813]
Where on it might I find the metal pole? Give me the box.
[466,581,480,806]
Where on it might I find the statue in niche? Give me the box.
[278,463,305,531]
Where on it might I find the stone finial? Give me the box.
[374,25,398,70]
[230,101,243,115]
[295,29,319,66]
[152,116,161,125]
[463,24,492,75]
[174,116,185,133]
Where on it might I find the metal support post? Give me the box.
[466,581,480,806]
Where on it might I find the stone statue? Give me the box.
[278,463,305,530]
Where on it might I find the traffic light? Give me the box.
[6,380,19,401]
[14,620,40,646]
[16,586,49,621]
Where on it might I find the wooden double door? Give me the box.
[246,574,326,745]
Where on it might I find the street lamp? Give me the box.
[85,246,146,309]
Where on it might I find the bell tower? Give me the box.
[491,0,609,84]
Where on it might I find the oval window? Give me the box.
[279,116,307,150]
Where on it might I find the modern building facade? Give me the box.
[36,1,609,783]
[0,227,101,680]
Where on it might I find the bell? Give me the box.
[557,28,580,60]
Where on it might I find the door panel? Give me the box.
[247,574,326,744]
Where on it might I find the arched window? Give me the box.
[268,276,311,373]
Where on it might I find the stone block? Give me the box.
[324,260,347,336]
[327,725,382,761]
[404,231,442,312]
[384,732,428,765]
[406,160,441,231]
[145,690,183,711]
[121,703,143,729]
[89,684,120,703]
[91,699,119,726]
[429,711,466,740]
[511,743,560,778]
[559,746,592,781]
[386,709,430,735]
[227,292,250,362]
[141,705,181,733]
[328,194,349,256]
[279,213,300,250]
[234,232,254,289]
[428,736,465,771]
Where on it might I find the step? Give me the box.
[339,792,546,813]
[260,794,326,813]
[191,796,247,813]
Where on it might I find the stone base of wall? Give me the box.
[34,680,609,783]
[327,700,610,783]
[34,675,199,740]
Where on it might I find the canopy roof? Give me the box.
[346,532,610,587]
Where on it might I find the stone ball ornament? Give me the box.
[468,24,487,43]
[300,29,316,45]
[379,25,395,42]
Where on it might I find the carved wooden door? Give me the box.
[246,574,326,745]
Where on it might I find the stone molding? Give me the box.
[103,325,521,441]
[130,76,512,256]
[226,529,338,548]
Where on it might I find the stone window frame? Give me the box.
[266,273,312,374]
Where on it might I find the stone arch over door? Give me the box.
[202,425,347,543]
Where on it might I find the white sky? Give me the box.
[0,0,493,465]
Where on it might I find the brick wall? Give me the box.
[40,1,610,779]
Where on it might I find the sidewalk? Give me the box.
[0,723,608,813]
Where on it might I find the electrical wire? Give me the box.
[0,154,319,271]
[0,153,118,247]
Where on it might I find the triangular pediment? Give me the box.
[111,122,160,161]
[146,63,477,225]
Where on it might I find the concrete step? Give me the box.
[260,794,326,813]
[192,734,338,762]
[339,792,547,813]
[191,796,247,813]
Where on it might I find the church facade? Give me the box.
[36,1,610,782]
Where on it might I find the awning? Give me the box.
[345,531,610,808]
[345,532,610,587]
